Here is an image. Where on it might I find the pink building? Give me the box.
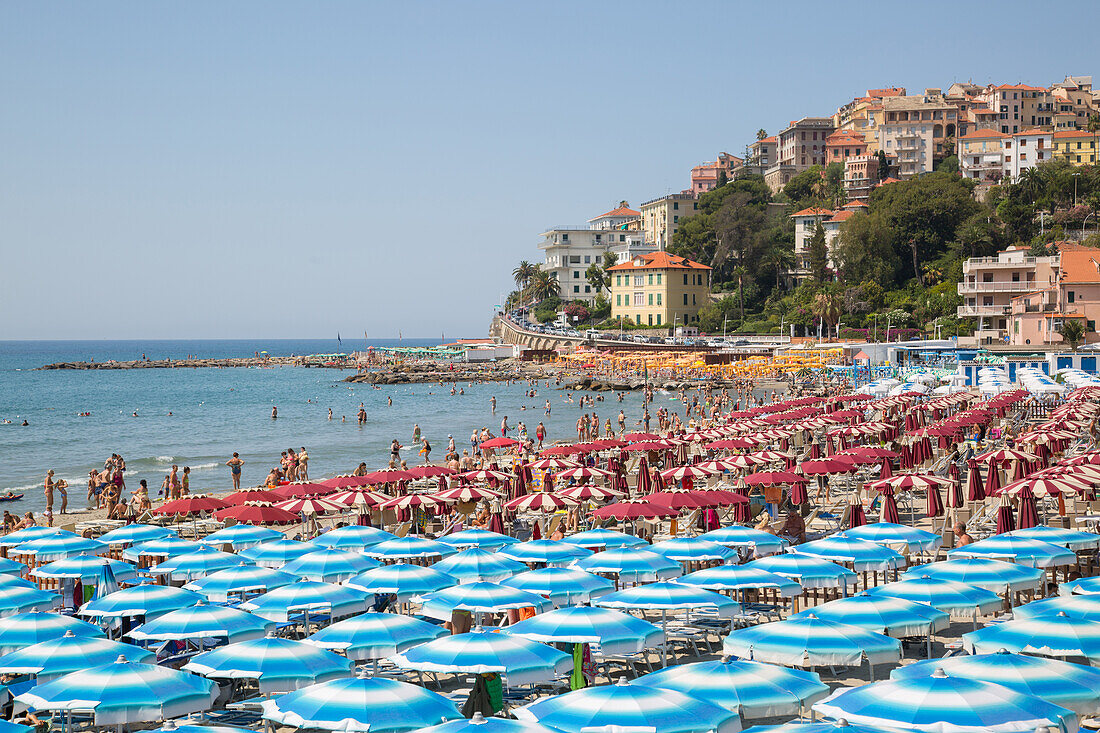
[1007,244,1100,347]
[690,153,743,194]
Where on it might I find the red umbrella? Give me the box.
[154,495,229,516]
[1017,485,1040,529]
[879,487,901,524]
[592,499,677,520]
[623,432,660,441]
[637,456,652,495]
[526,458,580,470]
[995,495,1016,534]
[480,437,520,450]
[623,442,667,452]
[222,488,282,504]
[966,459,985,501]
[405,465,457,479]
[807,442,822,460]
[274,497,345,515]
[432,486,501,503]
[644,490,711,510]
[329,489,390,508]
[379,493,443,511]
[322,475,375,489]
[742,471,807,485]
[867,474,952,491]
[505,493,576,512]
[800,458,856,475]
[848,499,867,528]
[459,469,511,483]
[926,482,945,518]
[789,480,809,506]
[878,458,893,480]
[557,467,615,481]
[558,484,623,501]
[270,482,331,499]
[512,467,529,500]
[983,462,1002,498]
[1011,460,1028,483]
[540,445,582,457]
[362,469,416,485]
[215,502,298,525]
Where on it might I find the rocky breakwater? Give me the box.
[344,359,559,385]
[40,356,302,370]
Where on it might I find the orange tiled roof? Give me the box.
[843,201,869,209]
[590,206,640,221]
[828,210,856,223]
[1015,128,1051,136]
[606,250,711,272]
[791,207,834,217]
[969,107,996,114]
[1055,130,1095,138]
[1059,245,1100,283]
[994,83,1048,92]
[959,128,1006,140]
[758,136,777,144]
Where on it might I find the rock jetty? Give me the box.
[39,356,304,370]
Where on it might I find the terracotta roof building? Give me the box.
[609,252,712,328]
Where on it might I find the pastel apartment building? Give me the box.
[765,117,836,193]
[975,83,1053,134]
[1054,130,1099,165]
[957,246,1059,343]
[1008,244,1100,347]
[958,128,1005,186]
[608,251,712,328]
[876,93,957,177]
[744,136,776,176]
[640,193,698,250]
[788,203,868,280]
[1002,129,1052,181]
[690,153,743,194]
[843,155,880,202]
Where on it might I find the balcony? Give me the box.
[962,256,1041,270]
[958,281,1036,294]
[958,304,1011,317]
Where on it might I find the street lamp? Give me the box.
[1084,212,1096,236]
[1073,172,1081,207]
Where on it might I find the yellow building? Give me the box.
[608,251,712,328]
[1054,130,1099,165]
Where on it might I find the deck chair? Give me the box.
[392,521,412,538]
[545,515,564,538]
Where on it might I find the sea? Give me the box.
[0,339,652,514]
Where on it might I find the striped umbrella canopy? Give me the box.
[504,605,662,655]
[438,529,518,550]
[723,614,901,668]
[0,630,153,681]
[0,612,104,653]
[12,534,107,561]
[344,564,455,601]
[259,672,460,733]
[80,583,204,620]
[964,611,1100,660]
[631,656,830,718]
[701,526,787,555]
[310,525,396,551]
[416,713,559,733]
[504,493,576,512]
[526,458,581,470]
[305,613,447,661]
[391,629,571,685]
[239,539,315,568]
[240,580,369,622]
[0,575,36,591]
[747,555,857,589]
[501,568,614,606]
[183,564,300,602]
[498,540,593,566]
[98,524,176,546]
[1014,594,1100,621]
[557,466,615,480]
[747,723,913,733]
[574,547,682,581]
[1066,576,1100,595]
[792,536,904,572]
[275,497,346,516]
[129,603,275,644]
[184,636,352,693]
[905,557,1043,594]
[0,586,59,617]
[556,484,623,501]
[365,536,456,560]
[596,582,738,616]
[868,575,1003,618]
[842,523,942,553]
[0,526,66,546]
[416,582,551,620]
[428,547,527,584]
[677,565,801,597]
[123,537,202,561]
[16,656,218,725]
[198,524,282,550]
[892,649,1100,716]
[148,546,244,581]
[32,556,138,583]
[1004,525,1100,550]
[280,549,380,583]
[949,536,1076,568]
[811,669,1078,733]
[560,528,646,549]
[793,592,949,637]
[0,557,28,576]
[152,722,250,733]
[514,677,740,733]
[652,537,735,562]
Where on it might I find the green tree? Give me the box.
[527,268,559,302]
[584,251,618,294]
[756,129,768,141]
[784,166,825,207]
[512,260,537,290]
[823,162,847,208]
[813,289,841,338]
[807,220,829,282]
[716,170,729,188]
[832,211,899,286]
[760,232,796,290]
[1060,319,1086,351]
[936,155,958,174]
[876,150,890,181]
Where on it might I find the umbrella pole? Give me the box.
[662,609,668,667]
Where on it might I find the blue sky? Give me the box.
[3,1,1099,339]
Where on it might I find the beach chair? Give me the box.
[392,521,412,538]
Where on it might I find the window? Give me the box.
[648,294,654,306]
[693,294,697,305]
[1069,291,1076,303]
[615,275,621,286]
[573,271,580,279]
[634,275,644,286]
[648,314,653,326]
[1012,272,1020,282]
[656,273,662,284]
[562,234,569,242]
[595,256,601,264]
[673,202,679,210]
[683,293,689,305]
[633,292,645,306]
[683,274,688,285]
[584,256,590,264]
[655,314,662,325]
[584,286,591,293]
[1089,320,1096,332]
[616,294,621,306]
[573,285,580,293]
[656,293,662,305]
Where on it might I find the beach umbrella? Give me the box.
[392,629,572,684]
[498,540,592,566]
[365,536,456,560]
[0,630,153,681]
[129,602,274,644]
[154,495,230,516]
[504,492,575,512]
[870,574,1003,618]
[677,565,801,596]
[259,672,460,733]
[0,526,66,546]
[812,669,1078,733]
[80,583,204,620]
[793,536,904,572]
[746,723,909,733]
[344,563,454,601]
[98,524,176,546]
[270,482,334,499]
[556,484,623,501]
[1014,593,1100,621]
[432,485,501,504]
[305,613,446,661]
[417,582,551,621]
[995,494,1017,534]
[184,636,353,693]
[221,488,284,504]
[1005,525,1100,550]
[702,526,786,555]
[310,525,396,551]
[238,538,315,568]
[183,564,299,602]
[0,575,36,591]
[504,605,661,655]
[501,567,614,605]
[905,557,1043,593]
[724,614,901,672]
[631,656,830,718]
[0,557,28,576]
[416,713,559,733]
[0,585,59,617]
[148,546,244,581]
[241,580,368,622]
[0,612,104,654]
[12,534,106,561]
[892,649,1100,716]
[275,497,346,516]
[560,528,646,549]
[964,611,1100,660]
[794,592,947,648]
[514,677,740,733]
[214,503,299,526]
[151,721,250,733]
[652,537,735,562]
[949,536,1075,568]
[32,555,138,583]
[842,523,941,553]
[198,524,282,549]
[16,656,218,725]
[966,459,985,501]
[438,529,517,550]
[428,547,526,584]
[122,537,202,561]
[748,554,856,589]
[280,548,379,583]
[1065,576,1100,595]
[573,547,682,581]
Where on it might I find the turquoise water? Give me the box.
[0,340,650,512]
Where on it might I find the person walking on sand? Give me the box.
[227,453,244,490]
[180,467,190,496]
[44,470,56,513]
[298,447,309,480]
[169,465,181,499]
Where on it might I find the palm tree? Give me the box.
[812,291,841,339]
[761,241,796,290]
[512,261,537,290]
[526,268,559,303]
[756,129,768,141]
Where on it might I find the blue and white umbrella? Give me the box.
[280,548,379,583]
[573,547,682,581]
[310,525,395,552]
[0,630,154,680]
[0,612,104,653]
[391,629,572,685]
[98,524,176,546]
[631,656,830,718]
[501,568,613,606]
[747,554,856,589]
[417,582,551,621]
[198,524,282,550]
[428,547,526,584]
[747,723,917,733]
[498,540,592,566]
[152,721,249,733]
[892,649,1100,715]
[438,529,518,550]
[905,557,1043,593]
[812,668,1078,733]
[505,605,661,655]
[128,602,274,644]
[12,534,106,561]
[723,614,901,671]
[964,611,1100,660]
[652,537,735,562]
[306,613,447,661]
[1005,526,1100,551]
[238,538,316,568]
[701,525,786,555]
[259,672,460,733]
[79,583,204,620]
[32,556,138,583]
[843,523,942,553]
[792,592,947,652]
[677,565,801,596]
[949,536,1076,568]
[184,636,353,693]
[344,563,454,601]
[416,713,559,733]
[0,586,59,617]
[869,574,1003,618]
[122,537,202,561]
[148,546,245,581]
[0,526,65,547]
[183,564,300,602]
[0,575,37,591]
[514,677,740,733]
[0,557,28,576]
[16,656,218,725]
[1065,576,1100,595]
[560,528,647,550]
[792,536,904,572]
[1014,594,1100,621]
[365,536,456,560]
[240,580,369,622]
